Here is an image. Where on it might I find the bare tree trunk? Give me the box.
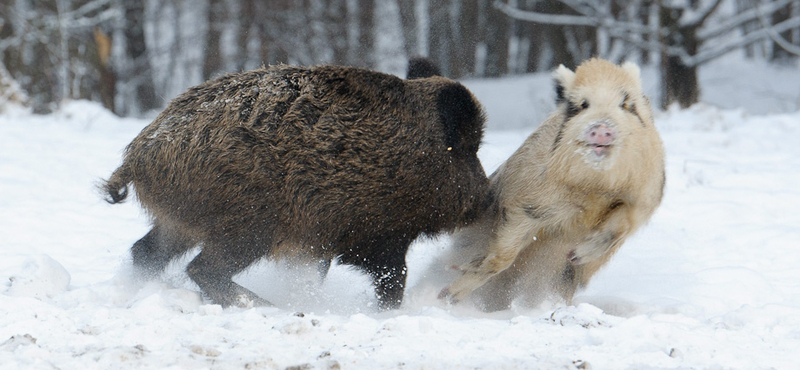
[235,0,255,71]
[451,0,479,78]
[793,2,800,50]
[771,3,799,62]
[482,0,509,77]
[428,0,450,76]
[94,27,115,112]
[55,0,72,102]
[660,54,699,108]
[1,0,54,112]
[538,1,574,70]
[356,0,375,68]
[120,0,158,115]
[641,0,659,65]
[265,0,291,65]
[204,0,225,79]
[659,4,699,109]
[398,0,419,56]
[328,0,349,65]
[522,17,545,72]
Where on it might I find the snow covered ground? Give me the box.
[1,59,799,369]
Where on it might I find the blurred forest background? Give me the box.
[1,0,798,116]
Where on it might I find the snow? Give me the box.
[2,59,800,369]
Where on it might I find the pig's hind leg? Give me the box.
[439,212,535,304]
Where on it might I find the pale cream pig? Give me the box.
[439,58,665,311]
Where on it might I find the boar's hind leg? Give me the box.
[186,239,272,308]
[131,225,195,278]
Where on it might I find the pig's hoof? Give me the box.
[438,286,465,305]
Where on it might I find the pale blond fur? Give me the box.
[440,58,665,311]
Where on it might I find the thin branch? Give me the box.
[37,0,116,29]
[693,16,800,66]
[559,0,599,17]
[680,0,724,29]
[605,27,661,53]
[697,0,794,41]
[757,2,800,56]
[493,0,650,33]
[493,0,598,27]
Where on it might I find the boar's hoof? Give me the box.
[211,285,272,308]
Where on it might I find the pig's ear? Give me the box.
[621,61,641,83]
[553,64,575,104]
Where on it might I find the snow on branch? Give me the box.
[692,16,800,66]
[756,3,800,56]
[60,0,113,21]
[38,4,120,31]
[678,0,724,28]
[492,1,598,27]
[492,0,650,33]
[493,0,800,67]
[697,0,795,41]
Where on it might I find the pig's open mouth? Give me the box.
[589,143,612,157]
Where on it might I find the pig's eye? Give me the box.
[620,93,636,114]
[566,99,589,118]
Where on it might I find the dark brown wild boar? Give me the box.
[103,64,489,310]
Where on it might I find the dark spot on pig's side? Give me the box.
[523,204,549,219]
[562,263,576,285]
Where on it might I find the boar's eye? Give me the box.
[580,100,589,110]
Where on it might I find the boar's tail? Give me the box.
[102,163,132,204]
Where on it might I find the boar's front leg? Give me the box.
[367,258,408,311]
[439,211,536,304]
[345,233,415,311]
[186,237,272,308]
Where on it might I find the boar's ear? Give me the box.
[407,57,442,79]
[621,61,642,84]
[553,64,575,104]
[437,83,484,152]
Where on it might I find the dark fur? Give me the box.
[407,57,442,79]
[103,64,488,309]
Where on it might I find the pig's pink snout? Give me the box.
[585,123,616,146]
